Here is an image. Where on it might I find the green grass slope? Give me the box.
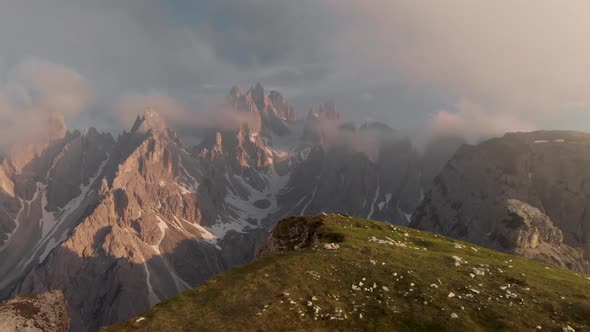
[104,215,590,331]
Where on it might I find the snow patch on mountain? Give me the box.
[0,198,24,251]
[377,193,392,211]
[225,167,290,223]
[299,186,318,216]
[125,229,160,307]
[397,204,412,224]
[189,221,217,241]
[152,216,168,254]
[177,156,199,193]
[367,185,381,219]
[152,216,191,292]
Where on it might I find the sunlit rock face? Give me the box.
[0,84,458,331]
[413,131,590,272]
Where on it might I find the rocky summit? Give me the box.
[0,84,457,331]
[104,214,590,332]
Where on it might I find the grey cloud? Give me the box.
[0,58,91,151]
[0,0,588,146]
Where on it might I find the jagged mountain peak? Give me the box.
[229,85,242,99]
[130,108,169,136]
[82,126,101,138]
[267,89,283,100]
[228,83,296,136]
[196,123,274,172]
[252,82,265,108]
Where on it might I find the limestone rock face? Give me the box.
[228,83,292,136]
[495,199,563,250]
[0,290,69,332]
[412,131,590,272]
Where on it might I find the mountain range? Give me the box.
[0,84,455,331]
[0,84,589,331]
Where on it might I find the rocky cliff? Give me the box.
[412,131,590,272]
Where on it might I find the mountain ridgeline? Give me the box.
[0,84,453,331]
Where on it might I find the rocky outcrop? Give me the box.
[412,131,590,272]
[491,199,587,271]
[0,290,69,332]
[495,199,563,250]
[257,216,324,257]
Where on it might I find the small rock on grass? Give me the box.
[324,243,339,250]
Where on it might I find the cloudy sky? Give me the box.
[1,0,590,145]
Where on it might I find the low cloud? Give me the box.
[427,100,535,145]
[114,93,261,133]
[328,127,385,162]
[305,112,401,161]
[0,1,588,150]
[332,1,590,133]
[0,58,92,152]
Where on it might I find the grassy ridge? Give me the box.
[104,215,590,331]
